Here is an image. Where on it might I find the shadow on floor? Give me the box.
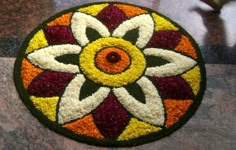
[192,7,236,64]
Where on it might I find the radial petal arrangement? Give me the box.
[15,2,206,147]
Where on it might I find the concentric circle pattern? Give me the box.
[14,2,206,147]
[79,37,146,87]
[96,47,131,74]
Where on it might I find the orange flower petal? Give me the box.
[96,47,130,74]
[63,115,104,139]
[175,35,197,59]
[114,4,148,18]
[164,99,193,128]
[21,59,43,88]
[47,12,73,26]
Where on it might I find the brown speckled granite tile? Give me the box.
[0,0,54,38]
[0,58,235,149]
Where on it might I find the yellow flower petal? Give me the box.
[152,13,178,32]
[30,96,59,121]
[181,66,201,95]
[78,3,109,16]
[118,118,162,141]
[26,30,48,54]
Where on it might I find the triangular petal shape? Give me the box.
[78,3,109,16]
[152,13,178,32]
[114,4,148,18]
[181,66,201,95]
[25,30,48,54]
[57,74,110,124]
[118,118,162,141]
[27,44,81,73]
[21,59,43,88]
[63,115,104,139]
[71,12,110,46]
[30,96,59,121]
[112,14,154,48]
[93,94,130,139]
[27,71,75,97]
[175,35,198,59]
[164,99,193,128]
[113,77,165,126]
[144,48,197,77]
[44,26,76,44]
[97,5,128,31]
[47,12,73,26]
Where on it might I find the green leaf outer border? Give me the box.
[14,1,206,147]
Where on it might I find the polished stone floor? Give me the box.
[0,0,235,149]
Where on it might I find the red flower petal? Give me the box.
[93,94,130,139]
[28,71,75,97]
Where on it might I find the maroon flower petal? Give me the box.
[44,26,76,44]
[93,94,130,139]
[152,76,194,99]
[147,30,181,49]
[27,71,75,97]
[97,5,127,31]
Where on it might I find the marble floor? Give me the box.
[0,0,235,149]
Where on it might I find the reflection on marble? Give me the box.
[0,58,235,149]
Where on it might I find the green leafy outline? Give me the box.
[14,2,206,147]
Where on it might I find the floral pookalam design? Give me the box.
[15,2,206,146]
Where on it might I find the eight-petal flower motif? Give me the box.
[14,2,208,146]
[27,11,197,126]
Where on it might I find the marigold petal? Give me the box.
[21,59,43,88]
[78,3,109,16]
[175,35,198,59]
[114,4,148,18]
[118,118,162,141]
[164,99,193,128]
[47,12,72,26]
[30,96,59,121]
[181,66,201,95]
[152,13,178,31]
[63,115,104,139]
[25,30,48,54]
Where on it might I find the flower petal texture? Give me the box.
[27,44,81,73]
[14,2,206,147]
[113,14,154,48]
[71,12,110,46]
[113,77,165,126]
[144,48,197,77]
[58,74,110,124]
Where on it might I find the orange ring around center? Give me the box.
[95,47,130,74]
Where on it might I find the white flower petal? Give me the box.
[112,14,154,48]
[144,48,197,77]
[71,12,110,46]
[27,44,81,73]
[57,74,110,124]
[113,76,165,126]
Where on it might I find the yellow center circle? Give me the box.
[79,37,146,87]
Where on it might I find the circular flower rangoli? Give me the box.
[14,2,206,147]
